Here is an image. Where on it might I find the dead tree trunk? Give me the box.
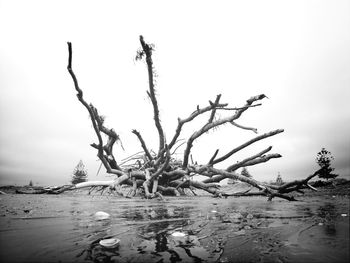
[62,36,321,201]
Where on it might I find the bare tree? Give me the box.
[47,36,323,200]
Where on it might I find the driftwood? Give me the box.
[59,36,322,201]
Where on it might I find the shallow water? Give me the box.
[0,194,348,262]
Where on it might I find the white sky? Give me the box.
[0,0,349,186]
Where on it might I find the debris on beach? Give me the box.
[229,212,244,223]
[99,238,120,248]
[171,231,186,237]
[94,211,110,220]
[246,213,254,219]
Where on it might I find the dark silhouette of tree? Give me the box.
[29,180,33,187]
[275,172,283,185]
[71,160,88,184]
[241,167,252,178]
[316,148,338,180]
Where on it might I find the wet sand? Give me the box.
[0,190,349,262]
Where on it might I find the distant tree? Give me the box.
[71,160,88,184]
[29,180,33,187]
[241,167,252,178]
[275,172,284,185]
[316,148,338,180]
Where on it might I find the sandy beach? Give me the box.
[0,184,349,263]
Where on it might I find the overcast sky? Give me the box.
[0,0,349,186]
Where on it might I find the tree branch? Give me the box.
[139,35,165,154]
[150,146,170,181]
[226,146,273,171]
[212,129,284,165]
[168,99,228,150]
[208,94,221,123]
[67,42,123,176]
[230,121,258,133]
[132,129,153,161]
[274,169,321,193]
[208,149,220,165]
[231,153,282,170]
[67,42,103,154]
[91,105,122,170]
[182,94,268,168]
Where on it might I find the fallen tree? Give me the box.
[53,36,323,200]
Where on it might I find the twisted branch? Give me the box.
[132,129,153,161]
[183,95,268,168]
[139,35,165,154]
[212,129,284,165]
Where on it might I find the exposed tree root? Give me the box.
[58,37,322,201]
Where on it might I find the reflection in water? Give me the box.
[77,203,217,263]
[130,205,214,262]
[317,203,337,219]
[1,195,348,263]
[317,203,337,236]
[122,205,192,222]
[78,235,120,262]
[295,205,313,218]
[325,223,336,236]
[155,231,168,252]
[136,229,214,263]
[78,221,215,263]
[74,199,348,263]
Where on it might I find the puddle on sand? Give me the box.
[77,206,220,263]
[281,202,350,263]
[0,195,348,262]
[83,224,218,263]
